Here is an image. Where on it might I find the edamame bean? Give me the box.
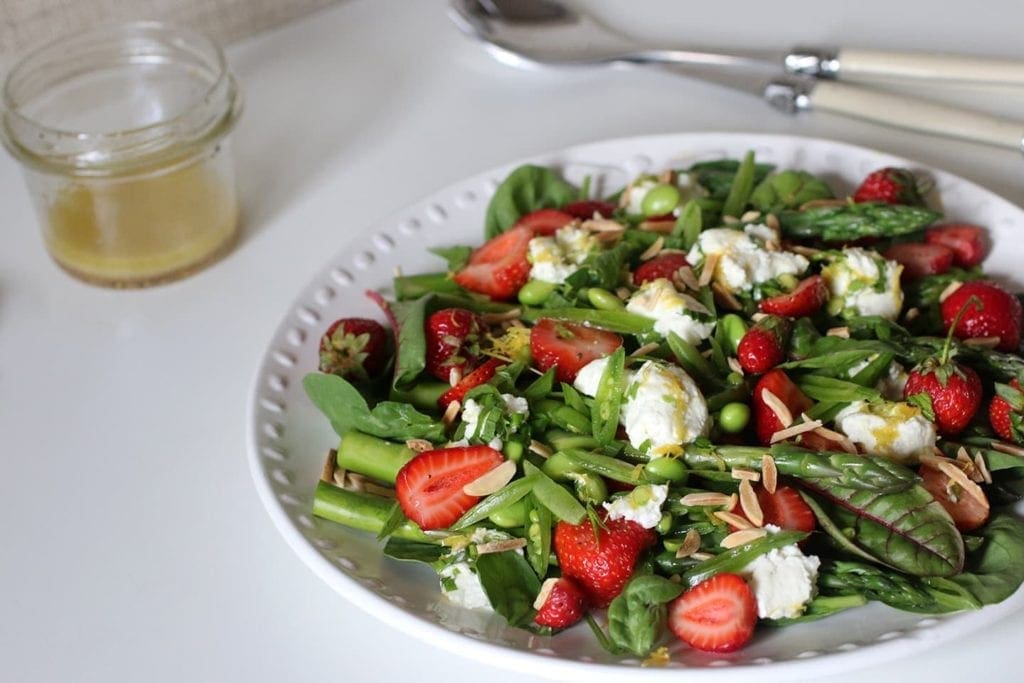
[719,402,751,434]
[720,313,748,354]
[641,183,681,217]
[541,451,582,481]
[643,457,688,484]
[778,273,799,290]
[488,498,528,528]
[663,538,684,553]
[587,287,625,311]
[726,372,744,387]
[518,279,556,306]
[569,472,608,506]
[503,440,524,463]
[656,513,674,535]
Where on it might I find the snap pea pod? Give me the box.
[520,307,655,335]
[680,530,807,586]
[559,449,648,485]
[535,399,592,434]
[524,461,586,524]
[313,482,432,542]
[721,150,758,218]
[777,202,940,241]
[450,474,539,531]
[525,494,553,578]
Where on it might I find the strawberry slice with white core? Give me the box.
[395,445,505,530]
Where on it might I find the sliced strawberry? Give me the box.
[926,223,986,268]
[737,315,791,375]
[941,280,1022,352]
[394,445,505,531]
[756,485,816,533]
[668,573,757,653]
[318,317,389,380]
[919,461,989,532]
[533,577,588,629]
[752,369,813,445]
[758,275,828,318]
[424,308,484,383]
[883,242,954,280]
[530,318,623,383]
[633,253,689,285]
[553,515,656,607]
[989,379,1024,443]
[563,200,617,220]
[512,208,575,236]
[454,225,533,300]
[438,357,506,410]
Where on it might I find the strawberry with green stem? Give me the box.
[318,317,389,381]
[852,167,926,206]
[737,315,791,375]
[903,297,983,436]
[989,379,1024,444]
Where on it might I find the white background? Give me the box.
[3,1,1024,680]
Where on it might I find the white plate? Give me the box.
[247,132,1024,681]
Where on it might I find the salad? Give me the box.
[304,152,1024,661]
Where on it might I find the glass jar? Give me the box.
[1,22,242,287]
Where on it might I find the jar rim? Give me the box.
[1,21,241,176]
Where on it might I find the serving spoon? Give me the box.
[450,0,1024,153]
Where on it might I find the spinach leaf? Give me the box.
[429,245,473,271]
[303,373,446,442]
[750,170,834,213]
[607,575,683,657]
[382,538,447,564]
[484,164,577,238]
[390,295,431,390]
[688,159,775,200]
[923,513,1024,606]
[564,242,632,291]
[476,550,542,627]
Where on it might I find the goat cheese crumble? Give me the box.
[833,400,936,464]
[603,484,669,529]
[822,247,904,320]
[685,226,808,294]
[741,536,821,620]
[626,278,716,345]
[527,224,599,284]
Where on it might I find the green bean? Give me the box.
[521,307,654,335]
[681,530,807,586]
[587,287,625,311]
[673,199,702,250]
[518,279,557,306]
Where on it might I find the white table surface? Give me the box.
[3,1,1024,680]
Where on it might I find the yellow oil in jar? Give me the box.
[43,156,238,287]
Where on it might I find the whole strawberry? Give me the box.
[941,281,1022,352]
[318,317,389,380]
[424,308,484,383]
[904,362,982,437]
[853,167,924,205]
[989,379,1024,443]
[553,514,656,608]
[533,576,588,629]
[737,315,791,375]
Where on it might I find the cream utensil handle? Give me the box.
[837,48,1024,85]
[808,80,1024,151]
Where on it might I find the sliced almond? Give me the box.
[731,467,760,482]
[639,219,676,234]
[322,449,338,483]
[770,418,824,444]
[533,577,558,609]
[475,537,528,555]
[529,439,553,458]
[765,214,780,231]
[463,459,517,496]
[721,528,768,549]
[639,236,665,261]
[922,457,990,508]
[750,312,768,323]
[658,169,677,184]
[583,217,625,233]
[442,399,461,426]
[722,215,740,226]
[762,454,778,494]
[675,529,702,558]
[904,307,920,322]
[448,367,462,388]
[711,282,743,311]
[482,308,523,324]
[964,336,1001,349]
[727,357,744,376]
[975,452,993,484]
[631,341,662,358]
[364,482,397,499]
[726,492,739,512]
[810,425,858,454]
[740,210,762,223]
[616,286,632,300]
[714,510,752,530]
[788,244,822,257]
[698,253,721,287]
[406,438,433,453]
[992,441,1024,458]
[826,326,850,338]
[761,388,794,428]
[691,551,715,561]
[679,492,733,507]
[739,479,764,527]
[332,467,348,488]
[939,280,963,303]
[345,471,366,492]
[764,240,781,253]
